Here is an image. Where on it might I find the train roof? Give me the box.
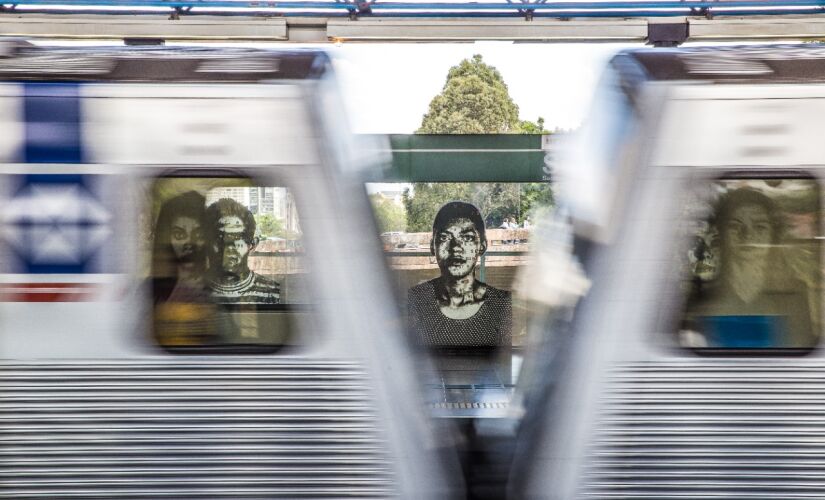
[616,44,825,84]
[0,41,329,82]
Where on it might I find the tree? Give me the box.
[403,182,537,231]
[403,184,472,232]
[518,117,550,134]
[254,214,285,239]
[406,54,554,231]
[418,54,522,134]
[370,194,408,233]
[519,183,554,222]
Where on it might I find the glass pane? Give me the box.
[369,182,552,416]
[679,177,821,350]
[149,178,308,352]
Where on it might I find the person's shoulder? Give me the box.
[408,278,438,301]
[484,284,511,301]
[410,278,438,292]
[250,272,280,287]
[248,273,281,300]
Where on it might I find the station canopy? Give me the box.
[3,0,825,42]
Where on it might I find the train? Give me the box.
[0,40,465,499]
[513,44,825,499]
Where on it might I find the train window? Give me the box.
[678,176,821,351]
[149,177,309,353]
[368,182,552,415]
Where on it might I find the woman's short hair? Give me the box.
[713,188,783,243]
[432,201,486,242]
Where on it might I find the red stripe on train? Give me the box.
[0,283,100,302]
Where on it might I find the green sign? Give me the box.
[363,134,551,183]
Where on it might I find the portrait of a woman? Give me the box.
[408,201,512,347]
[683,187,815,348]
[151,190,208,304]
[151,190,223,347]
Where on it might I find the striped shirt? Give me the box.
[208,272,281,305]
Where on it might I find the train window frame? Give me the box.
[669,169,823,357]
[147,169,313,355]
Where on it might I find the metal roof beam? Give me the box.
[690,16,825,41]
[1,13,825,43]
[327,18,648,42]
[0,14,289,41]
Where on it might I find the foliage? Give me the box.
[370,194,408,233]
[405,55,554,232]
[418,54,552,135]
[519,183,554,222]
[403,184,472,232]
[470,183,520,228]
[403,182,554,232]
[518,117,550,134]
[254,214,285,239]
[418,55,522,134]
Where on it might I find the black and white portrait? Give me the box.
[408,201,512,347]
[204,197,281,305]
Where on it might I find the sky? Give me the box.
[36,39,640,133]
[330,42,636,134]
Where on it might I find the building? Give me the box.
[206,186,300,235]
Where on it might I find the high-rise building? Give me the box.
[205,187,250,208]
[248,188,259,214]
[205,186,299,235]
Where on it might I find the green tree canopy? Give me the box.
[518,117,550,134]
[403,54,553,232]
[403,183,522,232]
[403,184,472,233]
[418,54,522,134]
[254,214,285,239]
[370,194,408,233]
[418,54,547,134]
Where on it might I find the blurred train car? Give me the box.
[513,45,825,499]
[0,41,463,499]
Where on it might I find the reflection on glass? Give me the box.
[408,201,512,347]
[152,191,207,302]
[204,198,281,305]
[151,190,217,346]
[150,180,308,351]
[681,181,820,349]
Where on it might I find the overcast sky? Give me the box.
[38,38,640,133]
[331,42,637,133]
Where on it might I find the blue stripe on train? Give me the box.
[23,83,83,164]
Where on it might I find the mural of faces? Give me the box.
[434,217,485,280]
[722,203,773,263]
[170,215,204,265]
[211,215,252,277]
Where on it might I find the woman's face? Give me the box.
[434,217,483,279]
[723,203,773,262]
[170,215,204,264]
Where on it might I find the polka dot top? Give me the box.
[408,278,512,347]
